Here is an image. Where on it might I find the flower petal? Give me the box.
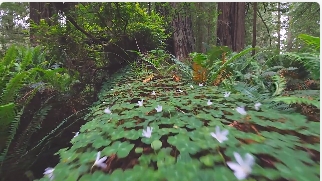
[244,153,255,167]
[97,162,107,169]
[215,126,221,134]
[98,156,107,164]
[233,152,244,166]
[234,169,249,180]
[221,129,229,136]
[96,151,101,162]
[219,136,228,142]
[210,132,217,139]
[226,161,241,172]
[43,168,54,175]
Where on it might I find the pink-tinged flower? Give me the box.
[155,105,162,112]
[43,167,54,180]
[137,100,143,107]
[93,151,107,169]
[236,107,247,115]
[104,107,111,114]
[254,103,261,110]
[142,126,153,138]
[224,92,231,97]
[210,126,229,143]
[207,100,213,106]
[227,152,255,180]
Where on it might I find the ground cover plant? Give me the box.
[37,63,320,181]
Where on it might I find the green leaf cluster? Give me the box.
[40,63,319,181]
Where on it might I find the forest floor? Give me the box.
[31,66,319,181]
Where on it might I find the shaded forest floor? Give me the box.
[32,65,319,181]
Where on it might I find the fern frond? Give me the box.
[0,45,17,76]
[1,72,29,104]
[209,47,255,82]
[272,96,320,108]
[12,100,53,167]
[272,75,286,96]
[0,107,24,173]
[234,82,269,101]
[19,47,33,71]
[298,34,320,50]
[0,103,15,128]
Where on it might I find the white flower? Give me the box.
[227,152,255,180]
[207,100,213,106]
[43,167,54,181]
[224,92,231,97]
[236,107,247,115]
[177,89,183,93]
[137,100,143,107]
[254,103,261,110]
[104,107,111,114]
[142,126,153,138]
[155,105,162,112]
[151,91,156,96]
[93,151,107,169]
[210,126,229,143]
[190,85,194,88]
[73,132,79,138]
[111,89,114,91]
[199,83,203,87]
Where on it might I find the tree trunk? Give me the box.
[252,2,257,56]
[216,2,246,52]
[196,3,202,53]
[277,2,281,54]
[286,15,292,51]
[171,2,195,61]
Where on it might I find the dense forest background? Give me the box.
[0,2,320,181]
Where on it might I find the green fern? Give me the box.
[298,34,320,50]
[272,75,286,96]
[0,103,15,129]
[208,47,255,83]
[272,96,320,108]
[0,45,77,177]
[0,107,24,171]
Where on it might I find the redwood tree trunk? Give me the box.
[171,2,195,61]
[216,2,246,52]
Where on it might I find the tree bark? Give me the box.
[252,2,257,56]
[171,2,195,61]
[286,15,292,51]
[277,2,281,54]
[216,2,246,52]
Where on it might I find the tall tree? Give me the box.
[277,2,281,54]
[171,2,195,61]
[216,2,246,52]
[252,2,257,56]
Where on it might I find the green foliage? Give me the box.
[0,45,77,177]
[132,49,179,77]
[298,34,320,50]
[283,34,320,80]
[271,75,286,96]
[272,96,320,108]
[38,65,319,181]
[190,45,256,84]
